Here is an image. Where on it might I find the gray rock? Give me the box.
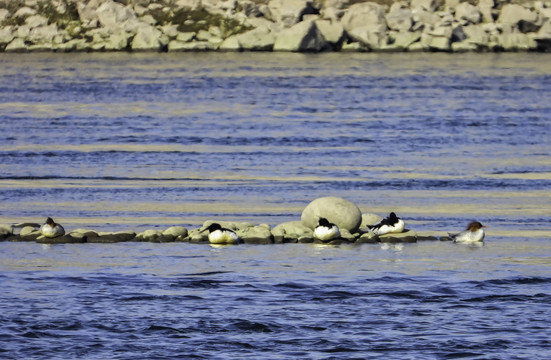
[163,226,188,238]
[412,9,441,27]
[379,230,417,243]
[411,0,438,12]
[219,35,241,50]
[454,2,482,25]
[498,4,539,31]
[237,225,273,244]
[14,7,37,19]
[36,234,86,244]
[5,38,28,52]
[28,24,59,44]
[388,31,421,49]
[104,32,131,50]
[273,20,326,52]
[347,25,387,49]
[315,19,345,49]
[0,28,14,45]
[25,15,49,29]
[87,230,136,243]
[0,9,9,23]
[386,8,413,32]
[131,24,162,51]
[301,196,362,233]
[175,0,203,11]
[461,24,490,46]
[0,224,13,240]
[422,25,452,50]
[97,1,140,32]
[496,32,538,50]
[356,231,379,244]
[272,221,313,243]
[20,226,37,236]
[341,2,387,33]
[234,26,276,51]
[268,0,317,28]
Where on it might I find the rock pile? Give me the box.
[0,0,550,52]
[0,196,436,245]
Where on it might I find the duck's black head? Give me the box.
[318,217,332,227]
[389,212,399,221]
[45,217,55,226]
[203,223,222,233]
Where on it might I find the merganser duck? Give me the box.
[449,221,486,244]
[39,217,65,238]
[369,212,405,235]
[201,223,239,245]
[313,217,341,241]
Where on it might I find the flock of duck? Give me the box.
[38,214,487,246]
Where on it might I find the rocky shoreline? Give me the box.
[1,197,453,245]
[1,0,550,53]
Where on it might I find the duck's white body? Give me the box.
[372,219,405,236]
[370,213,405,236]
[208,229,239,245]
[449,221,486,244]
[450,229,485,243]
[314,224,341,241]
[40,218,65,238]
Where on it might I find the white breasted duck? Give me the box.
[39,217,65,238]
[369,212,405,236]
[449,221,486,244]
[313,217,341,241]
[201,223,240,245]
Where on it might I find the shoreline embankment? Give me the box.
[1,0,550,53]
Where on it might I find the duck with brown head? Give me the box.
[449,221,487,244]
[39,217,65,238]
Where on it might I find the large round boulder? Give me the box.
[301,197,362,233]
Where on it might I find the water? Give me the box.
[1,52,550,359]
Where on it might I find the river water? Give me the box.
[0,52,550,359]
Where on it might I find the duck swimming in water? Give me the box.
[201,223,240,245]
[313,217,341,241]
[369,212,405,236]
[449,221,486,244]
[39,217,65,238]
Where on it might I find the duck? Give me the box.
[39,217,65,238]
[368,212,405,236]
[313,217,341,241]
[201,223,240,245]
[449,221,486,244]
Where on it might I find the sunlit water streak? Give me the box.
[0,52,550,359]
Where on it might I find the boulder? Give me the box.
[421,25,453,50]
[461,24,490,46]
[0,9,9,23]
[379,230,417,243]
[341,2,387,33]
[5,38,28,52]
[25,15,49,29]
[386,8,413,32]
[360,213,383,228]
[315,20,345,49]
[28,24,59,44]
[454,2,482,25]
[234,26,276,50]
[163,226,188,238]
[20,226,38,236]
[498,4,539,32]
[272,221,313,243]
[496,32,537,51]
[387,31,421,50]
[96,1,140,32]
[0,224,13,240]
[273,20,327,52]
[36,234,86,244]
[411,0,438,12]
[267,0,318,27]
[356,231,379,244]
[131,24,162,50]
[0,28,14,46]
[236,224,273,244]
[87,230,136,243]
[14,7,37,19]
[301,196,362,233]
